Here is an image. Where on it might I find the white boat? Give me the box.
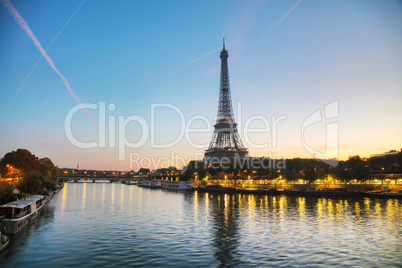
[0,195,48,235]
[161,180,194,190]
[140,180,161,188]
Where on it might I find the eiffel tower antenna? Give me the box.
[204,39,248,163]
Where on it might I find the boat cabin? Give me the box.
[0,195,45,219]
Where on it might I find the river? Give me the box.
[1,182,401,267]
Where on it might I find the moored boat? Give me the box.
[140,180,161,188]
[0,195,48,235]
[161,180,194,190]
[362,191,402,199]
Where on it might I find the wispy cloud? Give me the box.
[5,0,86,111]
[1,0,99,128]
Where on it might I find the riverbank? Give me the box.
[197,186,402,199]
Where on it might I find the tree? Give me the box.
[304,166,317,184]
[18,171,44,194]
[39,157,60,181]
[353,162,369,183]
[18,168,57,194]
[1,149,59,195]
[125,171,135,178]
[0,182,15,204]
[1,149,40,177]
[183,161,208,184]
[196,164,207,180]
[284,168,299,183]
[316,168,327,180]
[227,158,241,176]
[347,155,362,168]
[183,161,196,181]
[337,166,353,183]
[271,169,280,180]
[328,167,339,181]
[283,169,291,182]
[137,168,150,175]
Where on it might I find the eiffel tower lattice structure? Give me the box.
[204,39,248,162]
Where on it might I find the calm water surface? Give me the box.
[1,182,402,267]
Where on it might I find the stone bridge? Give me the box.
[57,176,149,183]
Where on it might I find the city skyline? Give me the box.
[1,0,401,170]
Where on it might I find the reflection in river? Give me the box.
[1,183,401,267]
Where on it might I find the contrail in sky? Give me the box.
[5,0,86,110]
[1,0,99,128]
[251,0,303,57]
[157,36,244,81]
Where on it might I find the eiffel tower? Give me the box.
[205,39,248,162]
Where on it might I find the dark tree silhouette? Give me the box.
[1,149,40,176]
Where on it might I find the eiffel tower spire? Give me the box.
[205,39,248,162]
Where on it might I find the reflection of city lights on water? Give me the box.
[111,183,115,205]
[102,183,105,205]
[298,197,306,224]
[354,202,361,219]
[264,195,269,212]
[193,191,198,220]
[386,199,395,220]
[205,193,209,220]
[224,194,229,225]
[92,183,96,201]
[247,195,256,221]
[81,182,86,211]
[60,183,67,216]
[121,183,124,208]
[278,195,287,222]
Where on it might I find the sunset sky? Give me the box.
[1,0,401,170]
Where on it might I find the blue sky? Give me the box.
[1,0,401,170]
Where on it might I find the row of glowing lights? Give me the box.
[206,174,402,185]
[1,164,22,181]
[63,171,177,175]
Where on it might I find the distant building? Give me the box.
[370,149,401,158]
